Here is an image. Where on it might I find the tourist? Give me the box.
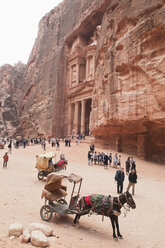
[76,137,80,145]
[115,167,125,194]
[108,153,112,167]
[90,144,95,152]
[22,139,26,148]
[56,139,60,151]
[88,151,92,165]
[68,137,71,147]
[8,142,12,154]
[65,137,68,146]
[125,157,131,175]
[113,154,118,168]
[101,152,104,165]
[93,152,97,165]
[127,169,137,195]
[104,153,109,169]
[3,152,9,168]
[97,152,102,165]
[117,155,121,167]
[130,157,136,171]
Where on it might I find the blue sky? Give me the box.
[0,0,62,66]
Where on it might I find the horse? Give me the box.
[74,191,136,239]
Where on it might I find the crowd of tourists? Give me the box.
[88,144,121,168]
[87,144,138,195]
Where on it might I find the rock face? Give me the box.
[90,0,165,163]
[0,63,25,137]
[0,0,165,163]
[16,0,110,138]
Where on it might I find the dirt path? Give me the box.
[0,140,164,248]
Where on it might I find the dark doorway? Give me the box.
[85,99,92,136]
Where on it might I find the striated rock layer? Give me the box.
[90,0,165,163]
[0,63,25,137]
[1,0,165,163]
[17,0,110,138]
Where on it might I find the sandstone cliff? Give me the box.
[17,0,110,137]
[90,0,165,162]
[0,63,25,137]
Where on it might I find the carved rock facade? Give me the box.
[1,0,165,163]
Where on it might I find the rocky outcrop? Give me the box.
[16,0,110,138]
[0,63,25,137]
[90,0,165,163]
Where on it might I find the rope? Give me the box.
[123,205,130,218]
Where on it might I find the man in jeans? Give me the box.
[115,167,125,194]
[127,169,137,195]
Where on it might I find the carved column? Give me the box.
[74,101,79,134]
[81,99,86,134]
[76,62,79,85]
[86,58,88,80]
[69,65,72,88]
[68,103,72,136]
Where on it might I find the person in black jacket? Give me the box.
[127,169,137,195]
[115,167,125,194]
[125,157,131,175]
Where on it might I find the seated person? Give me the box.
[47,158,54,172]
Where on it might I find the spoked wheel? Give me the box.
[40,205,53,221]
[38,171,44,180]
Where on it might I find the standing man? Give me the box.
[125,157,131,175]
[8,142,12,154]
[115,167,125,194]
[127,169,137,195]
[108,153,112,167]
[3,152,9,168]
[104,153,109,169]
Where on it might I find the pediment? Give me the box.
[68,46,84,61]
[68,81,94,98]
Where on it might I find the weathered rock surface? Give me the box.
[20,230,30,243]
[8,223,23,237]
[16,0,110,138]
[30,230,49,247]
[90,0,165,162]
[27,222,53,237]
[0,63,25,137]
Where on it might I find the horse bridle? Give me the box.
[124,192,134,208]
[113,193,133,208]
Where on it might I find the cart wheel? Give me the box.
[38,171,44,180]
[40,205,53,221]
[57,199,67,204]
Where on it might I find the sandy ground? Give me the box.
[0,140,165,248]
